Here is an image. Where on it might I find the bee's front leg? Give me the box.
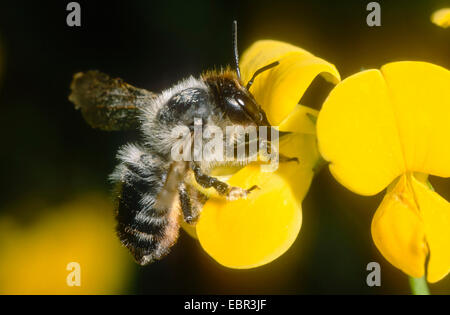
[179,182,208,224]
[179,182,195,224]
[190,163,258,201]
[278,154,299,163]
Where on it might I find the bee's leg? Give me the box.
[279,154,299,163]
[191,163,258,201]
[179,182,195,224]
[258,138,298,164]
[179,183,208,224]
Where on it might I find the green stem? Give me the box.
[407,178,433,295]
[408,276,430,295]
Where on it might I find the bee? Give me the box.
[69,21,293,265]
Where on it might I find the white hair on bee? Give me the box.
[109,143,144,183]
[116,143,146,165]
[140,75,207,119]
[134,211,167,226]
[109,143,167,185]
[139,76,209,157]
[138,191,157,208]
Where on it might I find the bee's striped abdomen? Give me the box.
[111,144,181,265]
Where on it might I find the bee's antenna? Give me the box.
[246,61,280,90]
[232,20,241,80]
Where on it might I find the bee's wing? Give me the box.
[69,71,157,131]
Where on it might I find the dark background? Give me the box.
[0,0,449,294]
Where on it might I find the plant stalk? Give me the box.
[409,276,430,295]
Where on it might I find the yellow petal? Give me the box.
[431,8,450,28]
[317,62,450,195]
[371,174,450,282]
[380,62,450,177]
[410,176,450,283]
[240,40,340,125]
[180,219,198,239]
[0,194,133,294]
[196,133,319,268]
[317,69,405,195]
[371,175,428,278]
[278,104,318,134]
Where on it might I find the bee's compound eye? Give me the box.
[234,94,269,126]
[235,95,246,107]
[225,97,241,110]
[224,96,250,123]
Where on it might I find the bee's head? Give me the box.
[203,72,272,126]
[212,20,279,126]
[203,21,279,127]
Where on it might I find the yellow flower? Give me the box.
[317,61,450,282]
[188,40,340,269]
[0,194,134,294]
[431,8,450,28]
